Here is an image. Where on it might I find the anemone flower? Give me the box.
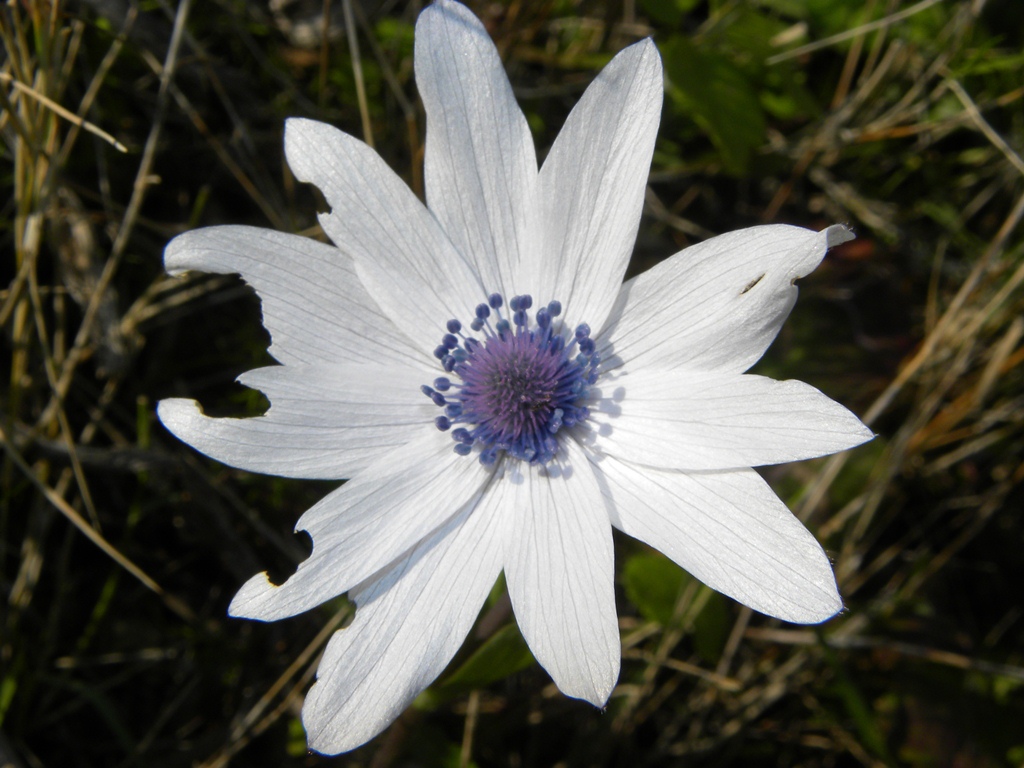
[158,0,872,754]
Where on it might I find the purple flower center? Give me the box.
[421,292,599,465]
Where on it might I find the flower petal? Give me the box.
[599,225,854,374]
[164,226,420,366]
[503,439,620,705]
[584,369,873,470]
[228,429,494,621]
[533,39,663,333]
[416,0,538,298]
[157,363,433,479]
[594,454,842,623]
[302,482,505,755]
[284,118,486,350]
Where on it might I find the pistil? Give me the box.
[421,293,599,465]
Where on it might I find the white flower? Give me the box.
[158,0,872,755]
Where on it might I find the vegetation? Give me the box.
[2,0,1022,765]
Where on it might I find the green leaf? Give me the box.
[663,36,766,174]
[375,18,414,54]
[992,674,1024,704]
[623,552,691,626]
[433,623,535,698]
[692,593,731,663]
[714,6,790,63]
[829,435,886,510]
[761,66,819,121]
[0,675,16,724]
[286,717,308,757]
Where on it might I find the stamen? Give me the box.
[421,291,599,465]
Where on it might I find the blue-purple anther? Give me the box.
[420,293,599,465]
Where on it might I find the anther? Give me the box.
[422,292,600,466]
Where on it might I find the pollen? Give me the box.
[422,293,599,465]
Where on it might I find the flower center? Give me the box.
[421,292,599,465]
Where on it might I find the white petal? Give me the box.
[284,118,486,352]
[228,429,495,621]
[503,439,620,705]
[163,226,419,367]
[533,39,663,333]
[599,225,854,374]
[594,454,842,623]
[302,482,505,755]
[157,363,434,479]
[416,0,538,298]
[584,369,873,470]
